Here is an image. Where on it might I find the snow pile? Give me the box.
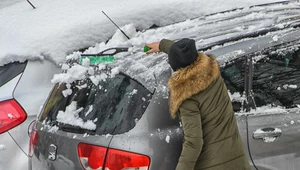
[0,145,6,151]
[56,101,96,130]
[250,105,287,115]
[0,0,283,66]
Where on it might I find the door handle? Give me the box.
[253,127,282,143]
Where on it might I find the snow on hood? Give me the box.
[0,0,281,66]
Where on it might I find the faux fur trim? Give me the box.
[168,53,220,118]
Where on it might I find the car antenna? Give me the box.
[102,11,130,40]
[27,0,36,9]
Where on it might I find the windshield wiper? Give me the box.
[53,121,96,135]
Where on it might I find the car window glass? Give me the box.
[0,62,26,87]
[252,49,300,108]
[221,58,245,112]
[39,73,152,135]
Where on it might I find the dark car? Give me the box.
[29,1,300,170]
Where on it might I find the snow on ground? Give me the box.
[0,0,281,66]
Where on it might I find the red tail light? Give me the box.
[0,99,27,134]
[78,143,107,169]
[29,125,38,157]
[77,143,150,170]
[105,149,150,170]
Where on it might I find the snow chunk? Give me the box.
[89,76,99,86]
[263,137,277,143]
[129,89,138,96]
[85,105,93,117]
[272,35,279,41]
[7,113,13,119]
[111,67,120,78]
[288,85,297,89]
[82,58,90,67]
[88,67,95,75]
[105,134,112,138]
[61,63,70,70]
[0,145,6,151]
[62,89,72,97]
[56,101,96,130]
[249,105,286,115]
[165,135,170,143]
[283,84,298,89]
[52,64,88,84]
[48,125,59,133]
[229,91,245,102]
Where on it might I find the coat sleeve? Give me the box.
[159,39,174,54]
[176,98,203,170]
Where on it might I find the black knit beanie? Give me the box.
[168,38,198,71]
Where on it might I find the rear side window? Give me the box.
[252,49,300,108]
[39,73,152,135]
[0,62,27,87]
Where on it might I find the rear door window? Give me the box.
[252,48,300,108]
[39,73,152,135]
[0,62,27,87]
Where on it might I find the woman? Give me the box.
[146,38,250,170]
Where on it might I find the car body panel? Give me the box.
[9,60,61,157]
[30,121,113,170]
[0,74,21,101]
[248,111,300,170]
[0,132,28,170]
[245,41,300,169]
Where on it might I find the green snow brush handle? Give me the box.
[144,46,152,52]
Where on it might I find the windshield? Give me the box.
[39,73,152,135]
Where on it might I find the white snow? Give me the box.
[85,105,94,117]
[273,35,279,41]
[62,89,72,97]
[283,84,298,90]
[129,89,138,96]
[51,64,88,84]
[0,0,282,66]
[165,135,171,143]
[229,91,245,103]
[0,145,6,151]
[250,105,287,115]
[56,101,96,130]
[7,114,14,119]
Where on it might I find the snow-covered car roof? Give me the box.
[0,0,287,66]
[52,1,300,93]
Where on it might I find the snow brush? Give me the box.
[80,47,129,65]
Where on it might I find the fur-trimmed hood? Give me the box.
[168,52,220,118]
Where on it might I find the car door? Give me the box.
[247,44,300,170]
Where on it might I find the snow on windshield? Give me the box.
[0,0,283,66]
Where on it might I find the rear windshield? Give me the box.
[39,73,152,135]
[0,62,27,87]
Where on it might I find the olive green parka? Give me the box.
[159,39,251,170]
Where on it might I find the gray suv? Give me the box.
[29,1,300,170]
